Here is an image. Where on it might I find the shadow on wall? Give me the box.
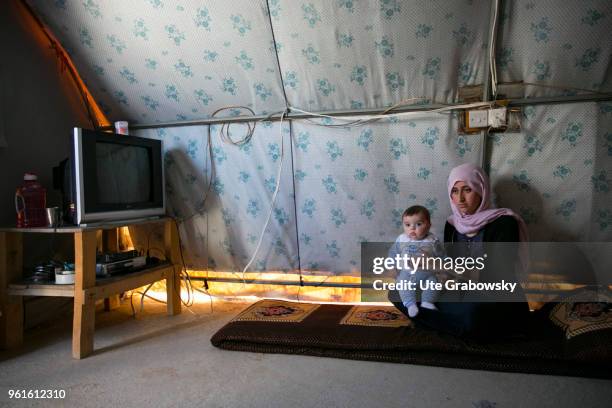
[494,178,597,285]
[127,148,206,267]
[129,147,248,271]
[158,147,298,274]
[592,102,612,241]
[168,147,211,269]
[493,177,583,241]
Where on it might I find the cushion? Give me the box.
[533,288,612,363]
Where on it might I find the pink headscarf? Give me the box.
[447,163,528,243]
[447,163,530,275]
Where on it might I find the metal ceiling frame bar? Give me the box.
[98,91,612,131]
[506,93,612,106]
[98,103,451,130]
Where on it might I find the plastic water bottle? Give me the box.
[15,173,47,228]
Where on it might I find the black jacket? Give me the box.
[444,215,523,296]
[444,215,519,243]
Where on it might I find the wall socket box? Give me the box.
[466,108,508,129]
[467,110,488,128]
[460,107,520,134]
[488,108,507,128]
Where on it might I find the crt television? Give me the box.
[65,127,165,225]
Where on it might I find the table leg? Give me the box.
[0,232,23,349]
[102,229,120,311]
[165,220,182,316]
[103,296,121,311]
[72,231,96,359]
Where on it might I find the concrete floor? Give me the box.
[0,296,611,408]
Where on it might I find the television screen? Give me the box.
[71,127,165,225]
[95,142,152,204]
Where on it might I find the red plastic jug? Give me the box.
[15,173,47,228]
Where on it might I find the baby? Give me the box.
[389,205,444,317]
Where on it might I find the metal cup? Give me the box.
[45,207,61,228]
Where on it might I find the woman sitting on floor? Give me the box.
[389,162,531,340]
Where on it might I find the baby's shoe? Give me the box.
[405,303,419,318]
[421,301,437,311]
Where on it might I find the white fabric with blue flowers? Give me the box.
[133,113,484,274]
[497,0,611,97]
[488,102,612,242]
[271,0,490,112]
[290,114,481,274]
[28,0,287,122]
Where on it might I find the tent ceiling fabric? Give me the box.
[498,0,612,97]
[271,0,489,111]
[27,0,287,123]
[27,1,611,123]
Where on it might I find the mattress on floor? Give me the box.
[211,299,612,379]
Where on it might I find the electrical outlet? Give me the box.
[488,108,507,128]
[468,110,488,128]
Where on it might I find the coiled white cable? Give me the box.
[240,109,289,279]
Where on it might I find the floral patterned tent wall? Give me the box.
[26,0,612,275]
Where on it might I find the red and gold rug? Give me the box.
[231,300,320,323]
[340,305,410,327]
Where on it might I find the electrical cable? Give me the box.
[297,273,335,302]
[206,109,286,286]
[489,0,499,99]
[204,121,212,301]
[176,222,195,307]
[135,291,167,305]
[171,107,286,294]
[211,106,257,146]
[140,283,155,312]
[241,109,289,281]
[482,0,498,174]
[289,100,494,129]
[176,108,284,226]
[192,282,214,313]
[290,101,432,128]
[129,290,136,318]
[123,286,168,316]
[122,230,173,313]
[165,217,195,309]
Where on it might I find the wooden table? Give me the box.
[0,217,181,358]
